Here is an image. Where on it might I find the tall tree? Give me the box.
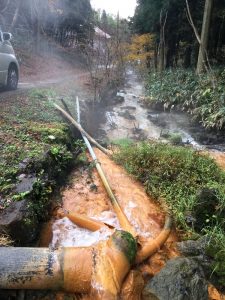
[196,0,213,73]
[158,9,167,72]
[101,10,108,31]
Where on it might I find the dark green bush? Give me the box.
[145,69,225,130]
[114,141,225,287]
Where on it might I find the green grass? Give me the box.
[0,88,77,209]
[111,138,134,147]
[113,141,225,287]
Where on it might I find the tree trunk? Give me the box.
[196,0,213,74]
[158,10,167,72]
[154,42,158,70]
[184,46,192,68]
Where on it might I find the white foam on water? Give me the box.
[124,201,152,238]
[93,210,121,229]
[51,217,112,248]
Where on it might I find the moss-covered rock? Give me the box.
[112,230,137,265]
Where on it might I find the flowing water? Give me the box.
[35,69,225,299]
[38,149,178,299]
[85,69,225,152]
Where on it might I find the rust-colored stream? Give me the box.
[40,148,178,299]
[208,151,225,170]
[39,148,225,299]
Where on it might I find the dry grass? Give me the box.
[0,234,13,247]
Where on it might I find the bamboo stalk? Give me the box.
[58,208,109,232]
[76,97,136,237]
[135,215,173,264]
[0,247,92,293]
[0,231,137,297]
[54,103,110,156]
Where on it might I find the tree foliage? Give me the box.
[126,34,155,72]
[0,0,94,47]
[131,0,225,68]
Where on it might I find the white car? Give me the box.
[0,30,19,90]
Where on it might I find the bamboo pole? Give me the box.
[54,103,110,156]
[58,208,109,232]
[76,97,136,237]
[0,231,137,297]
[0,247,92,293]
[135,215,172,264]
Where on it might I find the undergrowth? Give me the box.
[114,141,225,287]
[0,88,81,244]
[145,68,225,130]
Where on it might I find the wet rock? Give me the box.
[177,236,209,257]
[206,144,225,152]
[147,113,159,122]
[18,157,32,172]
[143,257,208,300]
[15,175,37,193]
[121,106,137,110]
[118,110,136,120]
[113,95,125,104]
[90,183,98,192]
[106,111,117,128]
[148,102,165,111]
[18,173,26,180]
[132,128,148,141]
[0,199,38,245]
[118,90,127,94]
[97,128,107,138]
[147,113,167,128]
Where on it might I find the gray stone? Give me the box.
[177,236,209,257]
[114,95,125,104]
[0,200,38,245]
[15,175,37,193]
[143,257,208,300]
[121,105,137,110]
[118,110,136,120]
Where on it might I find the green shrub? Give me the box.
[145,68,225,130]
[114,141,225,286]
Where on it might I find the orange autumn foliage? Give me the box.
[126,34,155,64]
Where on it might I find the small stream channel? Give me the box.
[85,69,225,152]
[20,70,225,300]
[3,70,224,300]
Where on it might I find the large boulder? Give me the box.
[143,257,208,300]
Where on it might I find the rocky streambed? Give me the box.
[85,69,225,152]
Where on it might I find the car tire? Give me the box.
[7,65,18,90]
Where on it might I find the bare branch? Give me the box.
[185,0,215,81]
[0,0,10,13]
[185,0,201,44]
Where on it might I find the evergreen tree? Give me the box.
[131,0,225,68]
